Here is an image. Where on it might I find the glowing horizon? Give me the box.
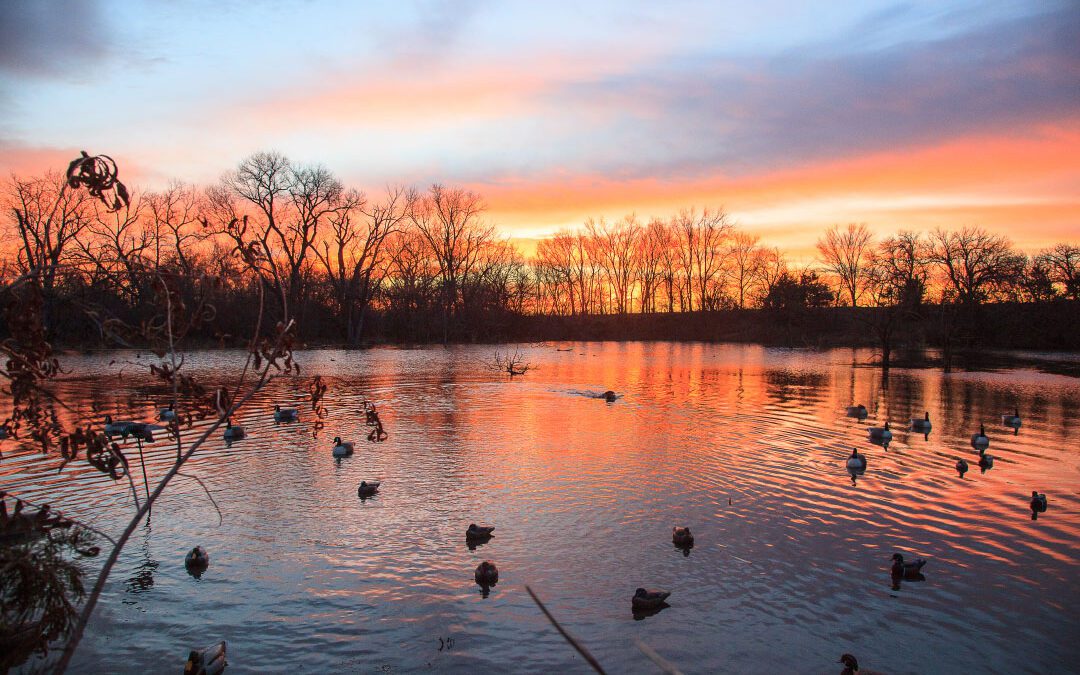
[1,1,1077,259]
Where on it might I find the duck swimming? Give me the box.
[845,404,868,419]
[357,480,380,498]
[910,411,931,432]
[223,419,245,441]
[971,424,989,449]
[103,415,134,437]
[602,390,617,402]
[466,523,495,541]
[1030,491,1047,514]
[839,653,887,675]
[185,546,209,570]
[1002,408,1021,428]
[955,458,969,477]
[474,560,499,585]
[891,553,927,579]
[274,405,299,422]
[632,588,670,610]
[978,449,994,472]
[846,448,867,472]
[867,422,892,443]
[159,404,178,422]
[672,526,694,547]
[332,437,354,457]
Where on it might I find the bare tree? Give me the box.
[816,223,873,307]
[1037,243,1080,300]
[727,230,761,309]
[928,226,1025,305]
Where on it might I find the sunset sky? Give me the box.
[1,0,1077,258]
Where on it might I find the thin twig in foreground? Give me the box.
[634,638,685,675]
[525,585,607,675]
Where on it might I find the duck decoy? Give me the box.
[357,480,380,498]
[910,411,931,432]
[632,588,670,610]
[466,523,495,541]
[672,526,694,547]
[159,404,178,422]
[971,424,989,449]
[1030,491,1047,516]
[103,415,134,437]
[867,422,891,443]
[955,457,968,478]
[332,437,354,457]
[223,419,245,441]
[602,390,617,402]
[846,448,867,472]
[846,404,868,419]
[274,405,299,422]
[185,546,209,570]
[839,653,887,675]
[1003,408,1021,431]
[891,553,926,579]
[474,560,499,586]
[978,449,994,472]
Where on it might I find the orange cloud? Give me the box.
[478,121,1080,258]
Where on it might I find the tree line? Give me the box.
[3,151,1078,347]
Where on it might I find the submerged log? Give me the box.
[184,641,226,675]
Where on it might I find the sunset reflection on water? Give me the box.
[2,343,1078,673]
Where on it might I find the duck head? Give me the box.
[924,412,930,421]
[884,422,890,430]
[634,587,647,598]
[850,448,859,458]
[334,436,342,445]
[104,415,113,424]
[838,653,858,672]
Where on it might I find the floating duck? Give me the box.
[910,411,931,432]
[867,422,892,443]
[846,404,868,419]
[1002,408,1021,429]
[839,653,886,675]
[955,458,969,477]
[672,526,694,547]
[971,424,989,449]
[184,641,226,675]
[159,404,178,422]
[332,437,354,457]
[103,415,134,437]
[978,449,994,472]
[274,405,299,422]
[357,480,380,498]
[846,448,867,472]
[602,390,617,402]
[891,553,926,579]
[632,588,670,610]
[125,422,161,443]
[1030,491,1047,514]
[185,546,209,570]
[474,560,499,586]
[466,524,495,541]
[223,419,245,441]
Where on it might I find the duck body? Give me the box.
[971,425,989,449]
[910,412,931,432]
[632,588,670,610]
[978,451,994,471]
[1030,491,1047,513]
[466,524,495,540]
[474,560,499,585]
[357,480,380,498]
[103,415,134,437]
[867,422,892,442]
[846,448,867,472]
[602,390,617,402]
[891,553,926,579]
[185,546,209,570]
[223,420,245,441]
[159,405,178,422]
[846,405,868,419]
[1003,408,1021,428]
[274,405,299,422]
[839,653,887,675]
[672,526,694,547]
[126,422,161,442]
[332,437,354,457]
[955,458,969,477]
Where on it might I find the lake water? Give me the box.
[3,343,1079,674]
